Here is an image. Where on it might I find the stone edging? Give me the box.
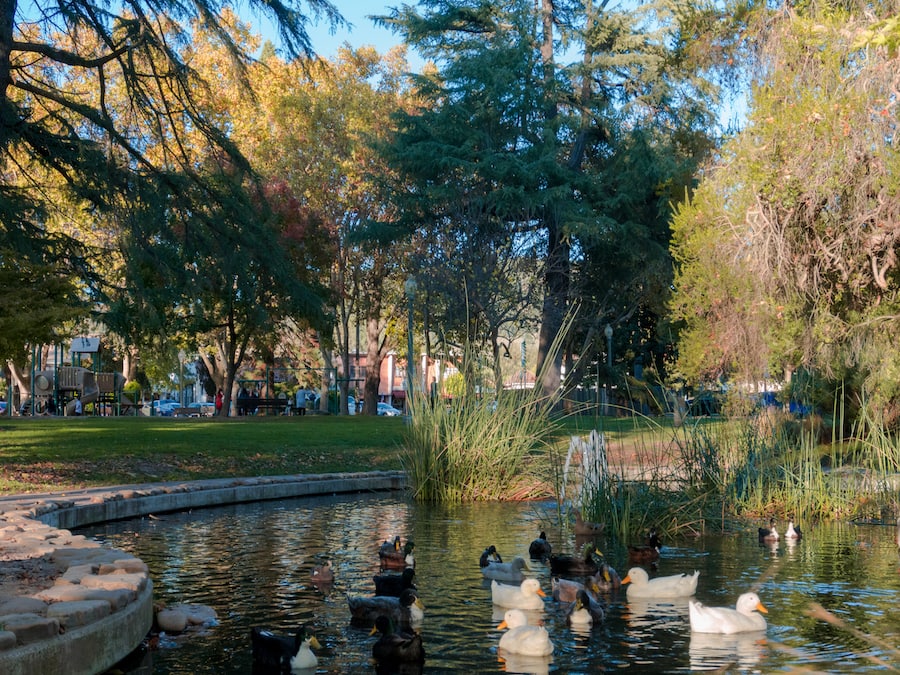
[0,471,407,675]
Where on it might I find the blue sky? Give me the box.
[250,2,413,63]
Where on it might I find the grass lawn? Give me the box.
[0,412,679,496]
[0,415,408,495]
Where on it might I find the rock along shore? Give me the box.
[0,471,406,675]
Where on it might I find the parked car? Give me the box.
[144,399,179,416]
[186,401,215,417]
[377,402,402,417]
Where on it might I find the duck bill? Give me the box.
[756,602,768,614]
[414,598,426,610]
[621,575,632,585]
[497,620,509,630]
[536,588,547,597]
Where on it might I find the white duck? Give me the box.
[497,608,554,656]
[689,592,768,634]
[622,566,699,598]
[482,556,528,583]
[491,578,546,610]
[785,520,802,540]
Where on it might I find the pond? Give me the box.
[77,492,900,673]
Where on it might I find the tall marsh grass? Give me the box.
[401,391,560,502]
[569,396,900,540]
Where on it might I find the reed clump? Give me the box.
[567,394,900,540]
[401,389,561,503]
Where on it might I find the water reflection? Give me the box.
[77,494,900,673]
[688,631,766,670]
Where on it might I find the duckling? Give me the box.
[528,531,553,560]
[622,566,699,598]
[491,578,547,610]
[370,615,426,664]
[380,539,415,570]
[348,588,425,630]
[758,518,779,542]
[566,588,605,627]
[573,508,605,537]
[481,556,528,583]
[628,527,662,564]
[374,567,416,597]
[250,624,321,672]
[311,560,334,583]
[785,520,802,540]
[549,542,601,577]
[497,608,554,656]
[689,592,768,634]
[480,545,503,568]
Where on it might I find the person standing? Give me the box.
[73,395,83,416]
[215,389,224,416]
[295,389,307,416]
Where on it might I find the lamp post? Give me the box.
[603,324,613,416]
[178,349,186,407]
[404,276,417,413]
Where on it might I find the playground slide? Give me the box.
[64,370,99,415]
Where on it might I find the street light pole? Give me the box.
[404,277,417,413]
[604,324,613,416]
[178,349,186,407]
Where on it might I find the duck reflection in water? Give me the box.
[689,631,766,671]
[623,596,692,632]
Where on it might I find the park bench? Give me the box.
[172,407,197,417]
[239,398,294,416]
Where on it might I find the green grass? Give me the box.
[0,416,407,494]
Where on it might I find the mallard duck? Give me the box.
[551,576,596,603]
[370,615,426,664]
[311,560,334,583]
[628,528,662,564]
[785,520,802,540]
[250,624,321,672]
[758,518,779,542]
[528,531,553,560]
[689,592,768,634]
[480,545,503,568]
[622,566,699,598]
[380,539,415,570]
[589,560,622,592]
[374,567,416,597]
[496,608,554,656]
[574,508,605,536]
[549,542,601,577]
[491,578,546,610]
[348,588,425,629]
[481,556,528,583]
[566,589,605,626]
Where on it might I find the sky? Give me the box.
[251,2,417,65]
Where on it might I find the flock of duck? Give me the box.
[248,514,802,672]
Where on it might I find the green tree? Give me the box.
[378,0,718,400]
[0,0,344,383]
[670,3,900,419]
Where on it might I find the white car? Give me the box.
[377,402,402,417]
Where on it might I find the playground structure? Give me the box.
[25,366,128,415]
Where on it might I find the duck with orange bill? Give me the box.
[622,566,699,598]
[689,592,768,634]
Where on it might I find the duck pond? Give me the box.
[77,491,900,674]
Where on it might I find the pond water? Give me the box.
[76,492,900,674]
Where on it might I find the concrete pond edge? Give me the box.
[0,470,407,675]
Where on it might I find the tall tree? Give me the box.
[669,2,900,417]
[378,0,717,397]
[0,0,344,381]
